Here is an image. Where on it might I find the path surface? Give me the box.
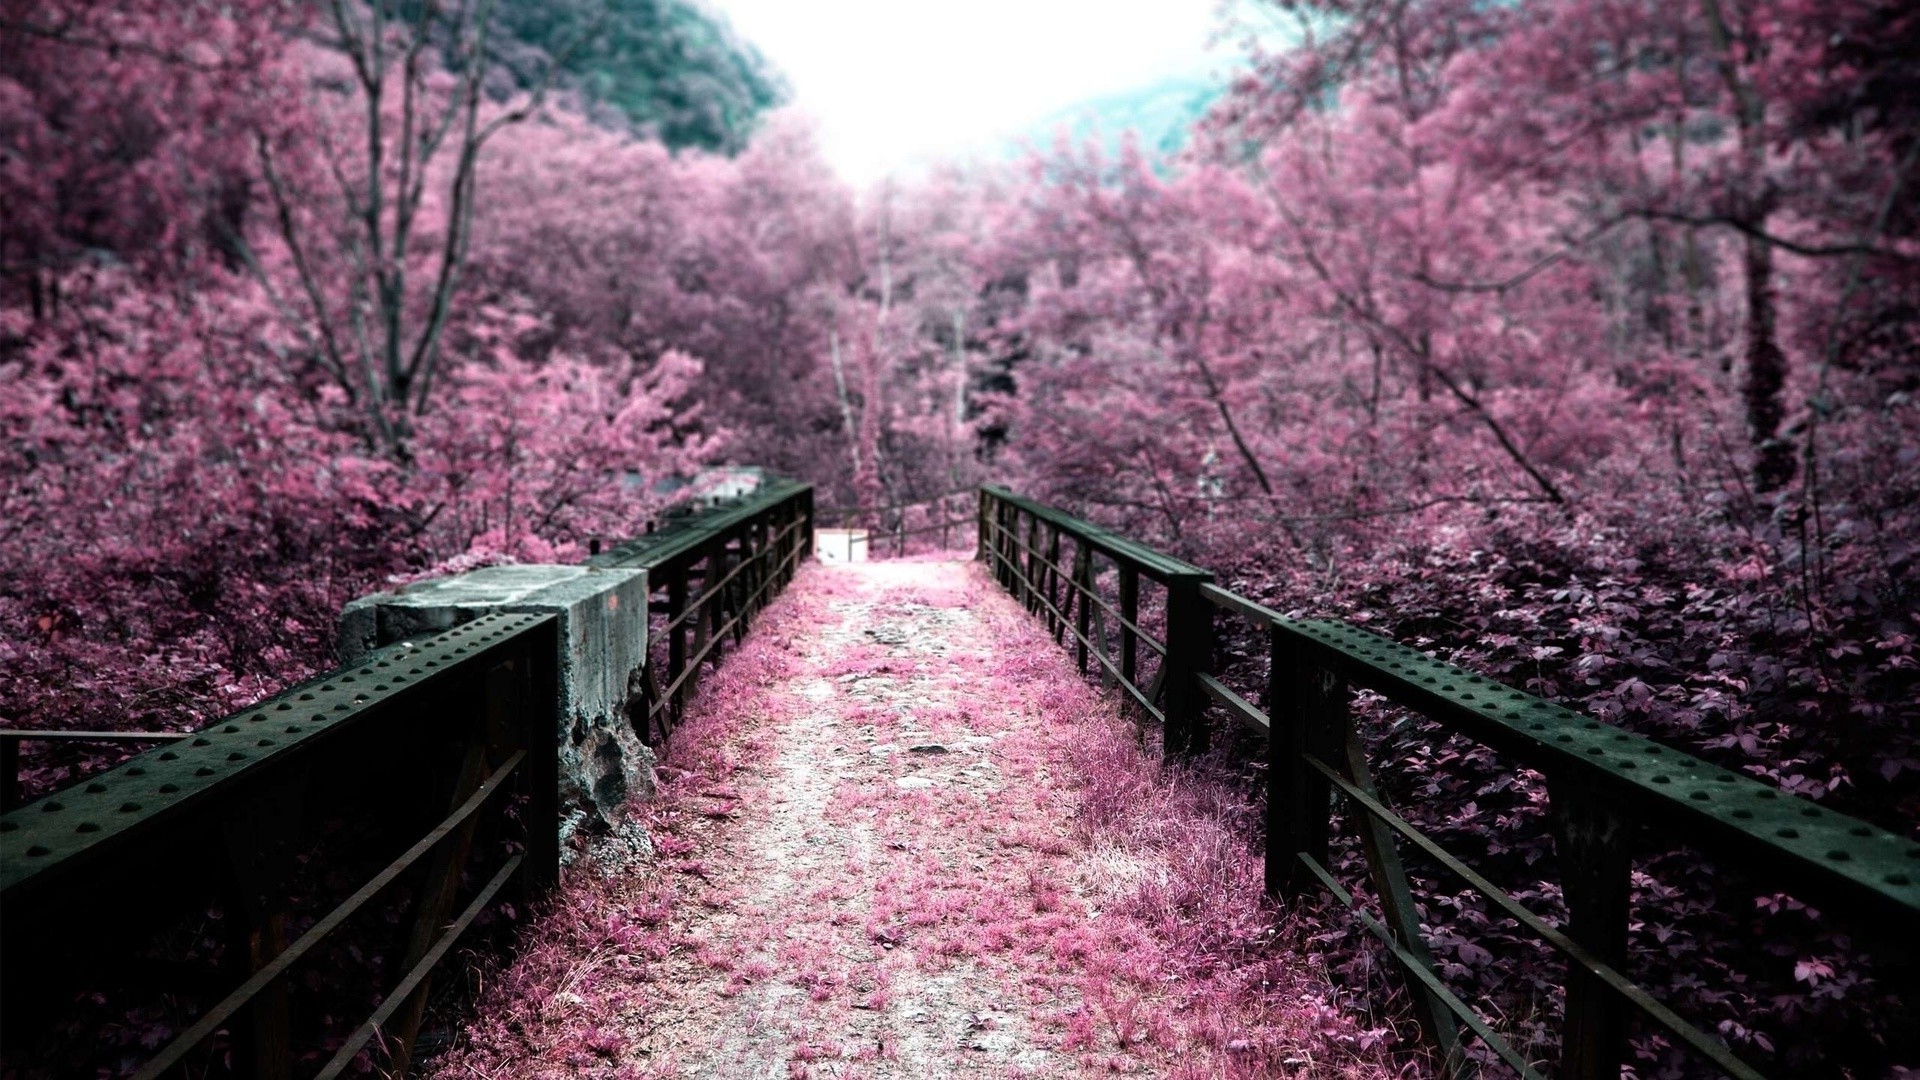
[435,560,1390,1080]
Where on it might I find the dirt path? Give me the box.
[435,560,1392,1080]
[631,560,1092,1077]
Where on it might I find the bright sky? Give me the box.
[713,1,1261,187]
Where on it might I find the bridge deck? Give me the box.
[434,559,1387,1079]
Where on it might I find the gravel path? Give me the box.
[630,560,1090,1077]
[433,559,1393,1080]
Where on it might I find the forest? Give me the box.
[2,0,1916,1075]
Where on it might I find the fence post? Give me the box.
[1551,779,1633,1080]
[1265,624,1289,897]
[1006,499,1021,584]
[689,545,714,698]
[1161,571,1213,758]
[0,739,17,811]
[521,623,560,891]
[667,567,688,723]
[977,490,989,565]
[993,504,1007,583]
[1270,633,1331,897]
[1024,513,1041,612]
[750,519,768,616]
[1119,566,1139,687]
[1015,508,1026,596]
[386,666,503,1076]
[220,777,308,1080]
[801,486,815,562]
[726,533,748,643]
[787,496,804,582]
[1046,526,1064,640]
[1073,538,1093,674]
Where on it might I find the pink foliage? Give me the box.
[959,2,1919,1071]
[5,0,1918,1073]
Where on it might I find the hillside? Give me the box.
[495,0,787,153]
[1014,74,1224,160]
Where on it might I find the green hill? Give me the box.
[1014,75,1224,162]
[494,0,787,154]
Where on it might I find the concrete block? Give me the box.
[339,564,654,860]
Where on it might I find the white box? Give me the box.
[814,528,870,564]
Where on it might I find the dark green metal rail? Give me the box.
[2,612,561,1079]
[592,478,813,746]
[1,475,815,1079]
[978,485,1919,1080]
[590,475,812,571]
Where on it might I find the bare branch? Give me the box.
[254,135,356,400]
[1256,172,1570,506]
[1624,207,1918,262]
[1407,217,1631,294]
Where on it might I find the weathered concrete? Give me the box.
[339,564,655,862]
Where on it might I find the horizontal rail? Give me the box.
[982,513,1167,656]
[1190,595,1920,920]
[315,854,523,1080]
[634,478,811,745]
[0,612,553,898]
[1294,852,1546,1080]
[976,484,1920,1080]
[1274,618,1920,919]
[657,513,806,638]
[815,485,974,518]
[0,730,192,743]
[1298,753,1766,1080]
[651,533,806,716]
[979,527,1164,723]
[130,753,526,1080]
[1198,673,1267,734]
[2,731,197,809]
[11,470,813,1078]
[591,477,812,571]
[1199,581,1286,624]
[981,484,1208,583]
[884,517,974,541]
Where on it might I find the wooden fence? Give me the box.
[979,484,1919,1079]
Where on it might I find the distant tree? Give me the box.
[492,0,786,153]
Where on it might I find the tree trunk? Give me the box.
[949,307,968,488]
[1701,0,1795,494]
[1742,233,1794,492]
[829,329,860,476]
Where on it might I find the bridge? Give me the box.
[2,480,1914,1079]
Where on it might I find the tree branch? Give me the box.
[1624,207,1917,262]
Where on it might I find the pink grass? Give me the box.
[427,560,1406,1079]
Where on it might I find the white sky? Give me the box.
[713,1,1261,187]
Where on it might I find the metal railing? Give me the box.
[592,477,813,746]
[978,485,1920,1079]
[815,486,977,558]
[2,613,560,1079]
[1,475,815,1078]
[1,729,192,811]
